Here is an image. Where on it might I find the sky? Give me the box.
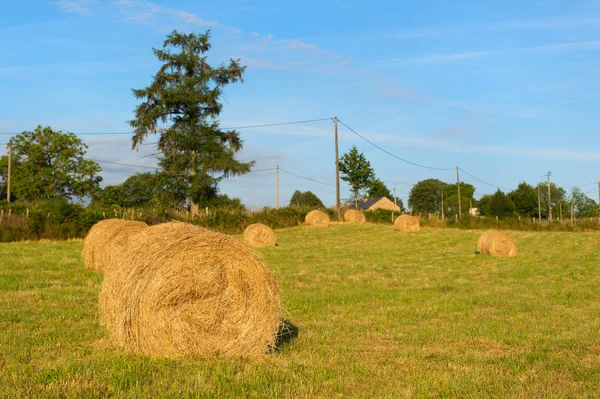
[1,0,600,208]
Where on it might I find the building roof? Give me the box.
[349,197,386,210]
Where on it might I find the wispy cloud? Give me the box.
[392,40,600,66]
[53,0,96,16]
[393,15,600,39]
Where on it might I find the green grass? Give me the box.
[1,226,600,398]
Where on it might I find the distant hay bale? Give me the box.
[394,215,420,232]
[244,223,275,247]
[82,219,148,272]
[344,209,366,224]
[305,210,330,227]
[99,222,280,358]
[477,230,516,257]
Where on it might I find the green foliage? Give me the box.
[368,178,392,200]
[129,30,251,210]
[289,190,325,208]
[569,187,599,218]
[408,179,476,217]
[487,189,516,218]
[508,182,538,217]
[339,146,375,201]
[0,126,101,201]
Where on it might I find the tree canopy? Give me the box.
[368,178,393,201]
[0,126,101,202]
[339,145,375,202]
[289,190,325,208]
[129,30,251,213]
[408,179,475,217]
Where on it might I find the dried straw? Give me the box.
[82,219,148,272]
[477,230,517,257]
[244,223,275,247]
[305,210,330,227]
[394,215,420,232]
[99,221,281,358]
[343,209,366,224]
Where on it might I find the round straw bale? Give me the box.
[394,215,420,232]
[244,223,275,247]
[99,222,281,358]
[305,210,330,227]
[82,219,148,272]
[343,209,366,224]
[477,230,516,257]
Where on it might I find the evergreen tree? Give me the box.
[129,30,251,214]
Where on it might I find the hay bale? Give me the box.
[305,210,330,227]
[82,219,148,272]
[477,230,516,257]
[394,215,420,232]
[344,209,366,224]
[244,223,275,247]
[99,222,280,358]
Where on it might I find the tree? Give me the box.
[129,30,251,214]
[95,172,160,208]
[0,126,101,202]
[339,146,375,203]
[538,182,566,219]
[289,190,325,208]
[509,182,537,217]
[408,179,444,215]
[477,194,492,216]
[569,187,598,218]
[368,178,392,200]
[487,189,516,218]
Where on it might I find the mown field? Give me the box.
[1,225,600,398]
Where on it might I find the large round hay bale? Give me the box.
[394,215,420,232]
[244,223,275,247]
[344,209,366,224]
[477,230,516,257]
[305,210,330,227]
[99,222,281,358]
[82,219,149,272]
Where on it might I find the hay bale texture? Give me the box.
[99,222,280,358]
[394,215,420,232]
[305,210,330,227]
[82,219,149,272]
[244,223,275,247]
[477,230,516,257]
[344,209,366,224]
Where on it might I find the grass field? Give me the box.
[1,225,600,398]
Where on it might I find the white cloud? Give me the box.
[53,0,96,15]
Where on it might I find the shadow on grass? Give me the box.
[275,319,299,350]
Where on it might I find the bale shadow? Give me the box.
[275,319,299,350]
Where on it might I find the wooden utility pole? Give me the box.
[537,183,542,221]
[559,202,562,220]
[546,172,552,221]
[571,199,574,225]
[598,182,600,222]
[393,187,397,206]
[276,165,279,209]
[441,188,445,221]
[7,141,12,203]
[334,116,341,221]
[456,166,462,219]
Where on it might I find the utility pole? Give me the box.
[537,182,542,221]
[546,171,552,221]
[276,165,279,209]
[334,116,341,221]
[441,188,444,221]
[598,182,600,222]
[393,187,397,206]
[456,166,462,219]
[7,141,12,203]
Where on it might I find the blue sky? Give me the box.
[2,0,600,208]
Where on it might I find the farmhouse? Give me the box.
[348,197,401,212]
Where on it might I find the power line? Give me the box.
[458,168,509,191]
[222,118,332,130]
[336,119,454,171]
[0,118,334,136]
[279,168,336,187]
[85,159,160,170]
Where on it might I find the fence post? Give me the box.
[26,208,29,219]
[8,209,11,219]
